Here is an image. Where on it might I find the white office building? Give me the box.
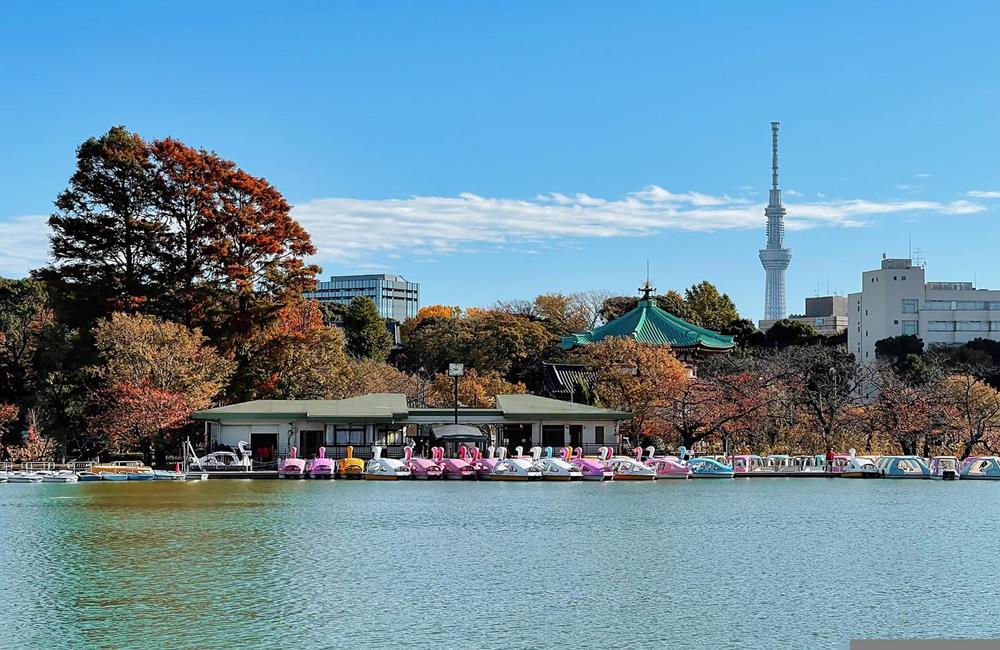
[848,257,1000,363]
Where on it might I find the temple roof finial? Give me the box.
[639,279,656,300]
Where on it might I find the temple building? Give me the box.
[559,282,735,363]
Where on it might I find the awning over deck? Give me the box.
[431,424,490,443]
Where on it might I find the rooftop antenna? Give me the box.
[912,247,926,269]
[639,259,655,299]
[908,234,912,260]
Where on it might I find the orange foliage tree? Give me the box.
[584,337,690,446]
[88,313,234,464]
[427,368,527,408]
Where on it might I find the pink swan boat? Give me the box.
[568,447,612,481]
[306,447,335,479]
[472,446,501,480]
[403,446,444,479]
[440,446,476,480]
[644,446,691,479]
[278,446,306,479]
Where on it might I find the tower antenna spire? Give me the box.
[759,121,792,324]
[771,121,780,191]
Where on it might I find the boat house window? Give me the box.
[594,425,605,445]
[333,424,367,445]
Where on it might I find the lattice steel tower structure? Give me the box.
[759,121,792,320]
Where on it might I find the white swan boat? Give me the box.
[7,471,43,483]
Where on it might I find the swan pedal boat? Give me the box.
[365,446,412,480]
[306,447,336,479]
[402,446,443,479]
[7,471,43,483]
[960,456,1000,480]
[569,447,613,481]
[279,446,307,479]
[602,447,656,481]
[841,452,882,479]
[37,470,79,483]
[686,457,736,479]
[531,447,583,481]
[489,447,542,481]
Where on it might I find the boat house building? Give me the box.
[193,393,630,462]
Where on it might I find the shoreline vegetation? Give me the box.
[3,127,1000,467]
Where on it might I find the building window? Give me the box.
[928,321,957,332]
[893,320,899,325]
[902,299,918,314]
[594,426,605,445]
[902,321,918,336]
[902,275,907,280]
[957,301,987,311]
[957,321,988,331]
[893,276,897,281]
[924,301,953,311]
[332,425,366,445]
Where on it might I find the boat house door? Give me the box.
[568,425,582,449]
[250,432,277,463]
[300,430,324,458]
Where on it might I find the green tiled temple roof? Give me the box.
[560,299,735,351]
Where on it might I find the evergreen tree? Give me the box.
[343,297,393,362]
[41,126,165,327]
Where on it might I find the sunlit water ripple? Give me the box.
[0,479,997,649]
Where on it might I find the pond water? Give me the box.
[1,478,997,649]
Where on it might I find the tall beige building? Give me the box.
[848,257,1000,363]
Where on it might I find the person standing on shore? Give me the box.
[825,447,835,473]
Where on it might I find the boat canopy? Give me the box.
[431,424,490,443]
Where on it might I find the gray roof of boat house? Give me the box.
[192,393,629,423]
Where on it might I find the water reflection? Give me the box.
[1,480,998,648]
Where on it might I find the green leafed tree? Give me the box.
[765,319,818,349]
[684,281,740,331]
[342,296,393,362]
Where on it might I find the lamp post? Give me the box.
[448,363,464,425]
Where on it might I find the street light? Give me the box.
[448,363,465,425]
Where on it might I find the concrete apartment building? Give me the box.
[848,256,1000,363]
[759,295,848,335]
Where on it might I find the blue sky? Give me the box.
[2,1,1000,322]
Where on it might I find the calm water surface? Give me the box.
[1,478,997,649]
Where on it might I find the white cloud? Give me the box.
[785,189,802,197]
[0,214,49,276]
[0,187,988,276]
[967,190,1000,198]
[915,173,932,178]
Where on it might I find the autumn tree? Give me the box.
[864,360,943,455]
[245,300,349,399]
[341,359,419,402]
[404,309,555,389]
[660,354,785,451]
[585,337,690,446]
[771,345,864,450]
[427,367,527,408]
[88,312,234,465]
[41,126,164,326]
[342,296,394,362]
[149,137,230,325]
[938,374,1000,458]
